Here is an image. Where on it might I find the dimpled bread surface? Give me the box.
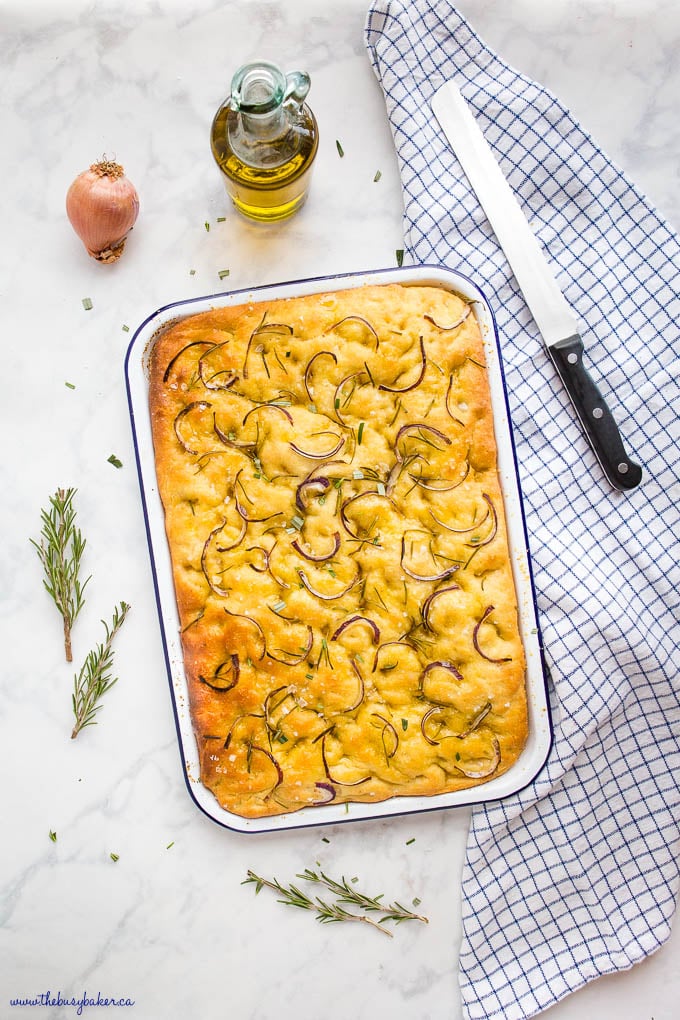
[147,283,528,818]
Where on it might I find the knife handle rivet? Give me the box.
[592,407,604,419]
[618,463,629,474]
[567,352,579,365]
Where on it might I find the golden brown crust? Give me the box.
[147,284,528,817]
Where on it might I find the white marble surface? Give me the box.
[1,1,678,1018]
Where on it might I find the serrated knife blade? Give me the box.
[431,79,642,491]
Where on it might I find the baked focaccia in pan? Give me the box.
[148,283,528,818]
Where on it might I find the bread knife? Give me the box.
[431,80,642,491]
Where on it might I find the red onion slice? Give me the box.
[331,615,380,644]
[249,745,285,790]
[304,350,337,402]
[198,341,238,391]
[400,536,460,582]
[199,653,239,692]
[329,315,380,349]
[332,370,368,425]
[340,490,396,540]
[314,782,337,804]
[472,605,512,663]
[420,661,464,688]
[421,584,461,631]
[395,423,451,463]
[173,400,212,455]
[266,624,314,666]
[297,569,358,601]
[242,403,294,428]
[420,705,444,745]
[320,733,371,787]
[295,476,330,513]
[445,375,465,427]
[371,640,420,673]
[289,434,345,460]
[455,736,501,779]
[291,531,341,563]
[163,340,215,383]
[378,336,426,393]
[223,609,267,661]
[201,517,246,596]
[430,501,489,536]
[371,713,399,759]
[424,306,471,331]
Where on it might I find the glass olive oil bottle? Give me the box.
[210,61,319,222]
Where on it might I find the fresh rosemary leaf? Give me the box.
[107,454,123,469]
[336,139,345,157]
[31,487,90,662]
[373,170,382,182]
[65,381,75,390]
[396,249,404,267]
[71,601,130,739]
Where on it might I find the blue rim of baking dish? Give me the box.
[124,263,553,834]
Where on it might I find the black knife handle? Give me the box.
[548,335,642,491]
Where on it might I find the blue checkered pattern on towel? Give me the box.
[365,2,680,1018]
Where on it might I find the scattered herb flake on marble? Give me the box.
[406,838,415,845]
[336,139,345,157]
[218,269,230,280]
[217,216,226,222]
[122,324,130,332]
[49,830,57,842]
[107,454,123,468]
[190,269,196,276]
[396,249,404,267]
[65,381,75,390]
[110,852,119,862]
[204,221,210,232]
[373,170,382,182]
[166,841,175,850]
[82,297,93,311]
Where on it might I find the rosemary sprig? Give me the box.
[71,602,130,739]
[31,487,90,661]
[243,866,428,936]
[243,869,393,936]
[298,868,428,926]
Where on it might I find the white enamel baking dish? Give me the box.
[125,264,552,833]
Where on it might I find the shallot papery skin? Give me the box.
[66,160,139,263]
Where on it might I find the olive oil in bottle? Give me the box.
[210,61,319,222]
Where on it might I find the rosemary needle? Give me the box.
[71,601,130,739]
[31,487,90,662]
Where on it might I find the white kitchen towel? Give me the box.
[365,2,680,1019]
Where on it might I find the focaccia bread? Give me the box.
[148,283,528,818]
